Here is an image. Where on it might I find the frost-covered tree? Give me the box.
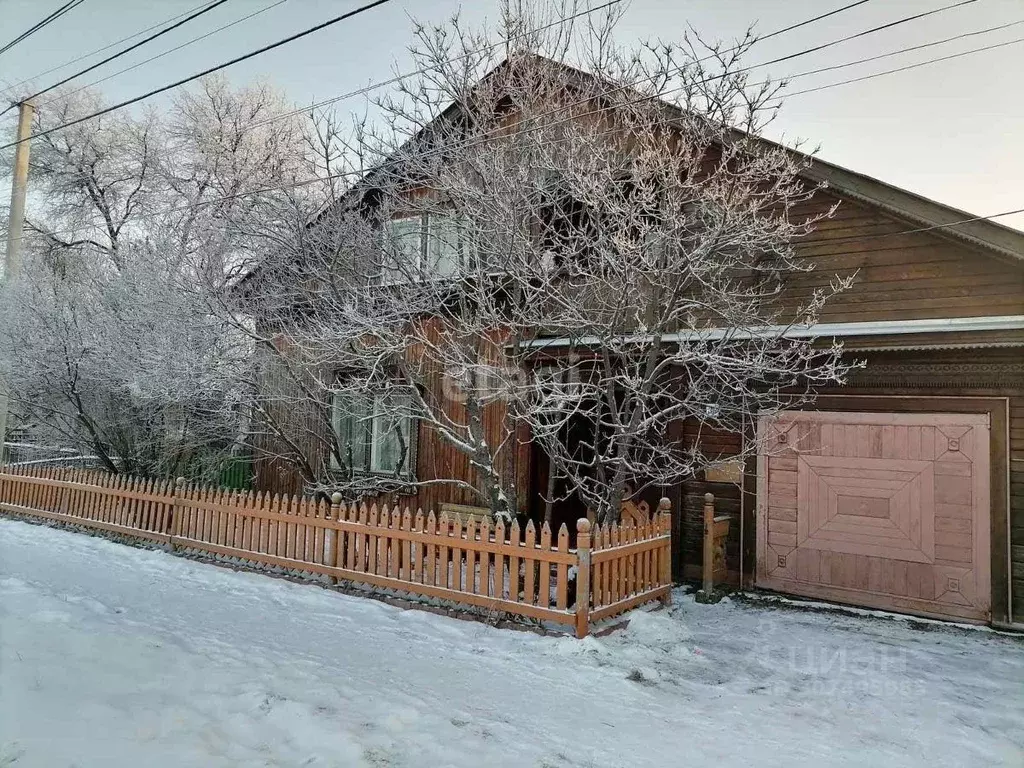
[0,78,331,479]
[249,1,854,521]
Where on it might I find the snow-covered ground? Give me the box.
[1,518,1021,768]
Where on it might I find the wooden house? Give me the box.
[247,58,1024,628]
[672,161,1024,628]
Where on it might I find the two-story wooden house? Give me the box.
[246,56,1024,627]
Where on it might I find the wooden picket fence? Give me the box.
[0,465,673,637]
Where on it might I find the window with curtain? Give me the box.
[331,388,416,479]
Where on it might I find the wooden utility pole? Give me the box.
[0,100,35,457]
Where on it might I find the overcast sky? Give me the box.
[2,0,1022,230]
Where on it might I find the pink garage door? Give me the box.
[756,411,991,622]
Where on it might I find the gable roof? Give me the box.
[796,154,1024,263]
[307,55,1024,268]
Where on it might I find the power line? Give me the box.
[257,0,956,139]
[2,0,217,98]
[752,0,976,69]
[779,35,1024,99]
[38,0,290,109]
[13,0,864,224]
[748,0,876,43]
[16,0,937,240]
[506,0,994,158]
[18,0,985,199]
[19,0,1013,248]
[0,0,86,58]
[359,0,980,184]
[19,3,629,179]
[254,0,628,129]
[777,17,1024,83]
[8,0,865,145]
[259,0,878,129]
[1,0,397,151]
[11,0,234,110]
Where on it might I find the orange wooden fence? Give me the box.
[0,466,672,637]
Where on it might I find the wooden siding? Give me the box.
[674,348,1023,624]
[254,319,531,517]
[676,420,743,584]
[1012,395,1024,621]
[252,339,333,498]
[779,193,1024,322]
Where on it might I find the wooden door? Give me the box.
[756,411,991,622]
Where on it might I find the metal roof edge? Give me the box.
[524,315,1024,349]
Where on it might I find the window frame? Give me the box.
[380,211,474,282]
[330,387,419,482]
[381,214,427,283]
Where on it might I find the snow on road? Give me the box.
[1,519,1021,768]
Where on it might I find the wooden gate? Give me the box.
[756,411,991,622]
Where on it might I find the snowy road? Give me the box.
[1,519,1021,768]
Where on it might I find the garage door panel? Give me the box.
[801,535,934,563]
[768,519,797,535]
[812,517,912,537]
[935,475,973,505]
[758,410,990,622]
[768,490,797,509]
[767,531,797,549]
[934,545,973,564]
[769,469,798,484]
[795,548,820,582]
[935,517,972,534]
[933,461,972,477]
[935,502,973,519]
[769,508,797,524]
[935,528,972,547]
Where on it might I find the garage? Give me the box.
[756,410,991,622]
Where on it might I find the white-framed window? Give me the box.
[331,388,417,479]
[382,212,472,280]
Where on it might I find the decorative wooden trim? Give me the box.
[846,361,1024,390]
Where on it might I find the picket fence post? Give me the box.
[574,517,592,639]
[328,492,342,584]
[659,496,673,605]
[168,476,185,549]
[702,492,715,597]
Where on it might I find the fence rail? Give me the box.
[0,466,672,637]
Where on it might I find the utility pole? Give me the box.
[0,100,35,460]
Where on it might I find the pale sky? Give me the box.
[1,0,1022,230]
